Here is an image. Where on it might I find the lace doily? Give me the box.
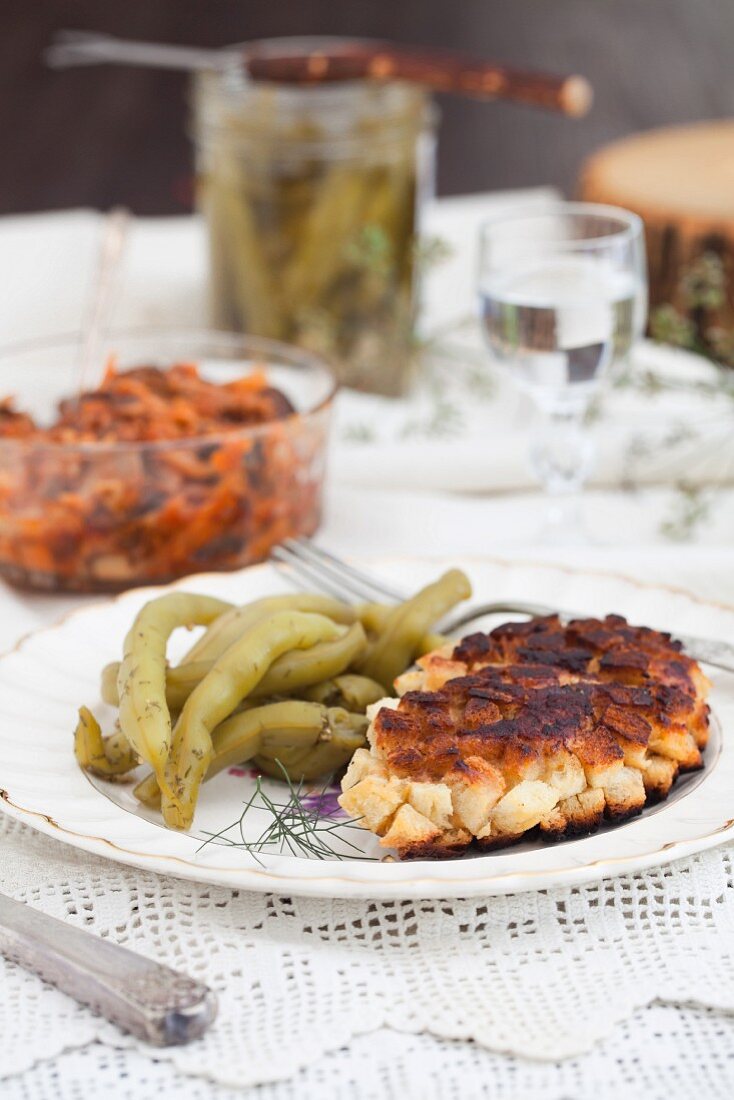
[1,810,734,1091]
[5,1007,734,1100]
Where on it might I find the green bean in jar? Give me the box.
[192,65,437,396]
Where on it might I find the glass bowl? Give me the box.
[0,328,336,593]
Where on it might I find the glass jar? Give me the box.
[191,40,437,395]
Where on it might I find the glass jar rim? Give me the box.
[219,35,430,101]
[191,59,438,157]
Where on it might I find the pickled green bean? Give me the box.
[136,699,330,809]
[74,707,138,778]
[255,708,368,781]
[356,602,394,636]
[183,594,355,664]
[117,593,232,797]
[303,673,386,711]
[208,700,330,778]
[211,175,284,336]
[282,166,371,310]
[252,622,367,698]
[103,622,367,713]
[103,659,215,712]
[135,700,366,808]
[100,661,121,707]
[133,772,163,808]
[418,632,450,656]
[162,610,343,829]
[357,570,471,689]
[357,605,451,657]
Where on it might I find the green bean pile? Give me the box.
[74,569,471,830]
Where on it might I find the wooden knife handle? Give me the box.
[245,42,593,117]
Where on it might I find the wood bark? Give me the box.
[579,121,734,330]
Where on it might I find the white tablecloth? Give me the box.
[0,195,732,1100]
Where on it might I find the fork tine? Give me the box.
[274,541,390,603]
[271,548,312,592]
[282,539,406,603]
[271,545,356,601]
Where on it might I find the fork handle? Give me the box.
[0,892,217,1045]
[665,632,734,673]
[444,601,561,633]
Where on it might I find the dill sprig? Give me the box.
[197,763,375,867]
[659,482,714,543]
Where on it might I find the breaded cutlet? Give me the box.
[339,615,711,859]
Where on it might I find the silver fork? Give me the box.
[271,538,734,673]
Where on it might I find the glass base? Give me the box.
[534,494,595,547]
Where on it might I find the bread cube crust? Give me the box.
[340,615,711,860]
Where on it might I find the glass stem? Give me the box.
[529,399,594,540]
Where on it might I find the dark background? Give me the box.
[3,0,733,215]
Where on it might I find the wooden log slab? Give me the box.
[578,120,734,335]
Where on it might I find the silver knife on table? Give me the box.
[0,891,217,1045]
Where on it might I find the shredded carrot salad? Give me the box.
[0,364,327,592]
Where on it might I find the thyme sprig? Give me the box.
[197,763,375,866]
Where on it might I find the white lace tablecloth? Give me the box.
[0,198,732,1097]
[1,809,734,1096]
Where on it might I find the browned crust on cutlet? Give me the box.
[474,833,525,852]
[340,615,711,860]
[396,838,473,859]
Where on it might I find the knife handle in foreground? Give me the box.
[0,891,217,1045]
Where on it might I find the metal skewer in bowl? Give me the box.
[76,205,129,394]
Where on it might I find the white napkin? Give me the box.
[321,483,734,554]
[0,209,211,346]
[332,339,733,494]
[0,210,101,343]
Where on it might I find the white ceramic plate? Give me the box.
[0,556,732,900]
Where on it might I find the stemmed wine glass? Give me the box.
[477,202,647,540]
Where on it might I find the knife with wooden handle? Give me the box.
[0,892,217,1045]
